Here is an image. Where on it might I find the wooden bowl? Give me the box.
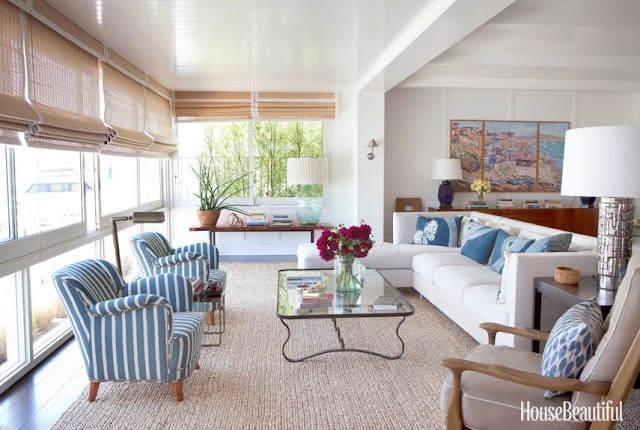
[554,267,580,285]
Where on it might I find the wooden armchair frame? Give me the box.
[442,322,640,430]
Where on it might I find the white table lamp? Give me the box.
[432,158,463,209]
[561,125,640,289]
[287,158,328,225]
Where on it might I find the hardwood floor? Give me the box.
[0,339,86,430]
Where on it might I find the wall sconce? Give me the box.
[366,139,379,160]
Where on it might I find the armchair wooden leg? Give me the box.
[172,381,184,402]
[208,311,215,325]
[88,381,100,402]
[446,371,464,430]
[195,362,200,370]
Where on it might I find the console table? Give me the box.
[427,207,599,237]
[190,223,334,245]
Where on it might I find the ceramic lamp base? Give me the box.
[438,180,454,209]
[295,184,322,225]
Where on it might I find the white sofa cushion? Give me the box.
[432,265,502,302]
[463,284,509,326]
[412,252,480,286]
[297,242,459,270]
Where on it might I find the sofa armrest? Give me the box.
[504,251,597,349]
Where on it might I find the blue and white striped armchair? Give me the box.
[52,259,205,402]
[130,232,227,316]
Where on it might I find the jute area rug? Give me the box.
[54,262,640,429]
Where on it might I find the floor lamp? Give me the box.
[111,211,166,274]
[561,125,640,290]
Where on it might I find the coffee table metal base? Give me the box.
[279,317,407,362]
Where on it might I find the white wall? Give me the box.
[356,80,386,240]
[384,87,640,241]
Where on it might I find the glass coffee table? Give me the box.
[277,268,415,362]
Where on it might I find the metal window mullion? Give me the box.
[80,152,87,230]
[136,158,142,207]
[7,146,18,240]
[248,120,255,200]
[96,154,104,228]
[21,268,33,364]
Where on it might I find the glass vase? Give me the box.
[334,255,361,292]
[477,191,485,203]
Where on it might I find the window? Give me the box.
[177,120,323,201]
[254,121,322,197]
[0,146,9,242]
[29,244,96,355]
[104,225,140,282]
[140,158,162,203]
[14,147,83,237]
[0,272,22,375]
[100,154,137,214]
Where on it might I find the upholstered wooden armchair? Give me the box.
[52,259,205,402]
[441,253,640,430]
[130,232,226,297]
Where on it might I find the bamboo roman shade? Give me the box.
[255,92,336,119]
[144,88,176,148]
[103,63,153,148]
[174,92,253,121]
[0,1,38,136]
[25,16,110,148]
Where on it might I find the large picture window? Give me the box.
[100,154,138,214]
[14,147,83,237]
[177,120,323,201]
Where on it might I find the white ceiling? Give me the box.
[400,0,640,90]
[45,0,442,92]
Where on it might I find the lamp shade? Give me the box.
[432,158,462,181]
[561,125,640,198]
[286,158,328,185]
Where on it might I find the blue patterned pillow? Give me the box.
[460,220,500,265]
[412,216,463,247]
[541,298,604,399]
[490,231,534,274]
[525,233,572,254]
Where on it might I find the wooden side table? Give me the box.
[532,276,615,353]
[190,223,334,246]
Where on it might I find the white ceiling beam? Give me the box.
[358,0,517,92]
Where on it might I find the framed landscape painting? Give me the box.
[484,121,537,192]
[537,122,569,192]
[449,120,571,193]
[450,120,483,191]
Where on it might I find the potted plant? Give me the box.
[192,155,250,226]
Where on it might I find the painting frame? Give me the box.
[450,120,570,193]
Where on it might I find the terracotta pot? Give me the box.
[197,209,221,226]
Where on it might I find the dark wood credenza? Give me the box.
[426,207,599,237]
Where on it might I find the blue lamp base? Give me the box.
[438,180,454,209]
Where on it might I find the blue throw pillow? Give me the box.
[412,215,463,247]
[460,220,500,265]
[526,233,572,254]
[490,231,534,274]
[541,298,604,399]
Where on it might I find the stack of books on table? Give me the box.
[246,212,269,226]
[496,198,515,208]
[300,292,333,309]
[272,215,293,226]
[466,200,490,209]
[372,296,402,311]
[522,200,540,209]
[543,199,563,208]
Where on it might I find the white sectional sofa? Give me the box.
[297,211,598,348]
